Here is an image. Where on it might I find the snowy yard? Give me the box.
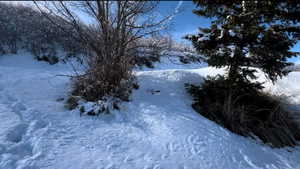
[0,53,300,169]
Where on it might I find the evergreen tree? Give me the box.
[186,0,300,88]
[185,1,300,147]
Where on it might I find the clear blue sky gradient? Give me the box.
[159,1,300,62]
[10,1,300,62]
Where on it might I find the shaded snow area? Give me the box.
[0,53,300,169]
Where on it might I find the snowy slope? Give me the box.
[0,53,300,169]
[287,60,300,72]
[139,55,207,71]
[295,60,300,72]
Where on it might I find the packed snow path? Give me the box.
[0,53,300,169]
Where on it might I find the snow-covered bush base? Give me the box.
[78,97,120,116]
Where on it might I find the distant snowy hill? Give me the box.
[0,52,300,169]
[285,60,300,72]
[295,60,300,71]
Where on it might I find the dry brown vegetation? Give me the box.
[186,76,300,148]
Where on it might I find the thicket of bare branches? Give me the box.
[34,1,175,111]
[0,2,85,64]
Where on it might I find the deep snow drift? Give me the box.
[0,52,300,169]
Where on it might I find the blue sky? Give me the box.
[158,1,206,42]
[159,1,300,62]
[16,0,298,62]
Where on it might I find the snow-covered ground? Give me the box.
[0,52,300,169]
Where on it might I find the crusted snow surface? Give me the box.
[0,52,300,169]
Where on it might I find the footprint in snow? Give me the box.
[11,102,27,112]
[0,143,7,153]
[186,134,207,155]
[8,102,27,123]
[0,83,4,91]
[7,141,33,157]
[6,123,28,143]
[1,93,18,105]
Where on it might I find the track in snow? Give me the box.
[0,76,49,169]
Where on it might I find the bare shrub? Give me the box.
[134,35,170,68]
[34,1,176,112]
[71,54,136,102]
[0,2,85,63]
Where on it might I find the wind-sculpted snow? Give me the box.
[0,53,300,169]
